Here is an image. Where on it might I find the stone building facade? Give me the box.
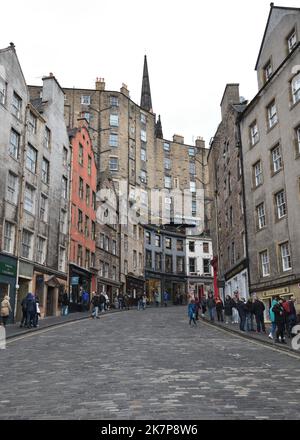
[239,4,300,318]
[208,85,249,301]
[68,119,97,309]
[0,44,71,321]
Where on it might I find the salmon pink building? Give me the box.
[68,119,97,310]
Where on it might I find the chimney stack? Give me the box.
[195,136,205,149]
[120,83,130,97]
[95,77,105,91]
[173,134,184,144]
[220,84,240,119]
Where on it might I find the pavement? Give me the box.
[1,306,300,420]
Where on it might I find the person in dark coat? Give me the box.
[188,300,197,327]
[81,290,89,312]
[25,293,36,328]
[215,297,224,322]
[99,292,106,312]
[91,293,100,319]
[61,292,69,316]
[273,297,287,343]
[245,297,255,331]
[224,295,234,324]
[207,292,216,321]
[286,297,297,338]
[236,298,247,331]
[200,296,207,318]
[20,296,28,328]
[194,296,200,320]
[253,297,266,333]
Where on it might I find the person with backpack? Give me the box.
[273,297,287,344]
[253,297,266,333]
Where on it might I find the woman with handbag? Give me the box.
[0,295,12,327]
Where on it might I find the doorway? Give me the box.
[46,287,55,316]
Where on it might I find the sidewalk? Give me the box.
[204,316,300,356]
[5,308,123,340]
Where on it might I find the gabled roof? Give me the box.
[255,3,300,70]
[0,43,28,94]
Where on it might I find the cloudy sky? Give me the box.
[1,0,297,145]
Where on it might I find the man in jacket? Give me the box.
[61,291,69,316]
[20,296,28,328]
[253,297,266,333]
[81,290,89,312]
[25,293,36,328]
[245,297,255,331]
[207,292,216,321]
[237,298,247,331]
[91,293,100,319]
[99,292,106,312]
[215,297,224,322]
[273,297,287,343]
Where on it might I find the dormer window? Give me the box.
[287,29,297,53]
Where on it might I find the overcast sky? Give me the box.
[1,0,297,146]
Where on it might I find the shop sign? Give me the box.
[261,287,290,298]
[0,261,17,277]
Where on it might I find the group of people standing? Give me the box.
[187,291,298,344]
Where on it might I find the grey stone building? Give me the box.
[0,44,71,321]
[239,4,300,317]
[208,85,249,300]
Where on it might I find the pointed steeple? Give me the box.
[140,55,153,112]
[155,115,163,139]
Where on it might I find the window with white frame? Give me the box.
[190,181,196,193]
[296,126,300,154]
[140,170,147,183]
[62,176,68,199]
[63,147,68,166]
[280,242,292,271]
[81,95,90,105]
[164,176,172,189]
[60,209,67,234]
[140,113,146,124]
[12,92,22,119]
[3,221,15,254]
[267,101,278,128]
[88,155,92,175]
[42,158,50,183]
[77,245,83,267]
[21,229,33,259]
[109,157,119,171]
[26,144,37,173]
[203,259,211,274]
[44,127,51,149]
[189,147,195,156]
[260,250,270,277]
[9,129,20,159]
[39,194,48,222]
[164,158,171,170]
[163,142,170,151]
[109,133,118,147]
[6,172,18,204]
[28,112,37,134]
[189,162,196,175]
[0,77,6,105]
[192,199,197,217]
[79,143,84,165]
[141,129,147,142]
[110,96,119,107]
[112,265,117,281]
[79,177,84,199]
[36,237,46,264]
[250,121,259,145]
[24,184,35,214]
[271,145,282,173]
[85,249,90,269]
[59,247,66,272]
[275,190,286,219]
[82,112,90,122]
[91,221,96,240]
[110,114,119,127]
[257,202,266,229]
[287,29,297,53]
[141,148,147,162]
[264,60,273,82]
[133,250,137,269]
[291,73,300,104]
[253,161,263,187]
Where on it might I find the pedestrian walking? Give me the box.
[61,291,69,316]
[194,296,200,320]
[163,291,169,307]
[216,297,224,322]
[0,295,12,327]
[142,294,147,310]
[33,295,41,327]
[24,293,36,328]
[124,293,130,310]
[91,293,100,319]
[188,300,197,327]
[137,294,143,311]
[81,290,89,312]
[285,297,297,338]
[207,292,216,321]
[253,297,266,333]
[268,297,278,339]
[273,297,287,344]
[236,298,247,331]
[224,295,234,324]
[231,297,239,324]
[99,292,106,313]
[104,292,110,310]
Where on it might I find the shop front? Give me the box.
[0,253,17,323]
[145,277,162,303]
[224,259,249,300]
[164,276,186,304]
[255,285,300,323]
[97,279,120,304]
[69,264,92,312]
[16,260,34,322]
[126,274,145,305]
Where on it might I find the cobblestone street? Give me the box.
[1,307,300,420]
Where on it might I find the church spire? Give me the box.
[140,55,153,112]
[155,115,163,139]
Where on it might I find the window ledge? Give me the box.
[290,98,300,111]
[266,121,279,134]
[270,168,283,178]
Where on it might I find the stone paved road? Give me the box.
[1,307,300,420]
